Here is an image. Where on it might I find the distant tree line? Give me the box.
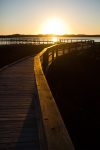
[0,34,100,38]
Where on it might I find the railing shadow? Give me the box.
[15,99,40,150]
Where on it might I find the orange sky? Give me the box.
[0,0,100,35]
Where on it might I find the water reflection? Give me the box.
[52,37,58,43]
[0,36,100,45]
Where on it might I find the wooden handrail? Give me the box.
[41,39,94,73]
[0,37,95,45]
[34,39,94,150]
[34,45,75,150]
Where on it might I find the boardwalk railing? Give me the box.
[41,39,94,73]
[34,46,75,150]
[34,39,94,150]
[0,37,55,45]
[0,37,94,45]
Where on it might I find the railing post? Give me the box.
[81,40,83,49]
[89,40,91,47]
[63,48,65,55]
[56,48,58,58]
[88,40,91,48]
[92,40,95,47]
[75,42,77,50]
[52,49,54,62]
[68,43,71,53]
[42,50,49,73]
[88,40,90,48]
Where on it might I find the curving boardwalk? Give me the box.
[0,57,40,150]
[0,44,77,150]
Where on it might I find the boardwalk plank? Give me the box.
[0,57,40,150]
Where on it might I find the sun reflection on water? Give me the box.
[52,37,58,43]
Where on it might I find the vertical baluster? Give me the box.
[75,41,77,50]
[56,47,58,58]
[63,48,65,55]
[43,50,49,73]
[81,40,83,49]
[92,40,94,47]
[68,43,70,53]
[52,49,54,62]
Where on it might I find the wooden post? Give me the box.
[83,40,85,49]
[71,39,72,43]
[81,40,83,49]
[56,48,58,58]
[43,51,49,73]
[75,42,77,50]
[88,40,91,48]
[85,40,87,49]
[63,48,65,55]
[68,43,70,53]
[52,49,54,62]
[86,40,89,49]
[92,40,95,47]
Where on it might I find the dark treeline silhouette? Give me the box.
[0,34,100,38]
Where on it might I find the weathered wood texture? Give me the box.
[0,58,40,150]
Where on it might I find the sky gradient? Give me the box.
[0,0,100,35]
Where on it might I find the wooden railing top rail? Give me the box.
[41,40,94,73]
[34,44,75,150]
[34,39,94,150]
[0,37,94,45]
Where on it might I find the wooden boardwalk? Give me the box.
[0,57,40,150]
[0,43,85,150]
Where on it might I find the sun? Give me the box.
[42,18,68,35]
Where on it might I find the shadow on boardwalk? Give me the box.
[16,100,40,150]
[0,57,41,150]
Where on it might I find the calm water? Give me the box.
[0,36,100,45]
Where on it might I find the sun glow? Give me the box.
[52,37,58,42]
[42,18,69,35]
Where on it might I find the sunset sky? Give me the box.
[0,0,100,35]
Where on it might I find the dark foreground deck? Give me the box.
[0,57,40,150]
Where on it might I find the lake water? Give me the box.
[0,36,100,45]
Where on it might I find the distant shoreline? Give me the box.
[0,34,100,38]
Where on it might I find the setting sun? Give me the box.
[42,18,70,35]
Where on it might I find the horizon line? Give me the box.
[0,33,100,37]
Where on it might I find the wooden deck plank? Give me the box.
[0,58,40,150]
